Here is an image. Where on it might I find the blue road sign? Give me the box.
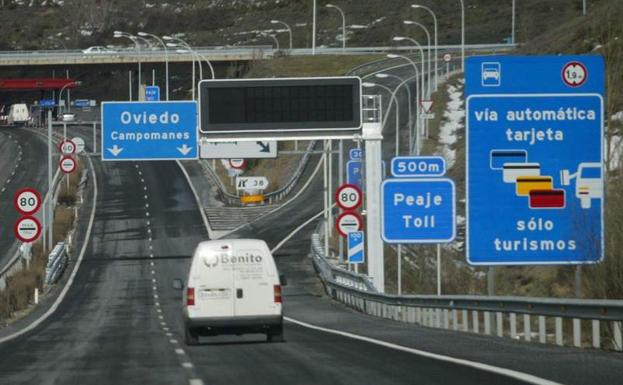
[347,160,363,188]
[74,99,90,108]
[466,55,604,265]
[349,148,363,160]
[391,156,446,178]
[101,101,198,161]
[39,99,55,108]
[145,86,160,102]
[348,231,365,264]
[382,178,455,243]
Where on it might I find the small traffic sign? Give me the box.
[236,176,269,191]
[145,86,161,101]
[349,148,363,160]
[562,61,587,88]
[336,211,363,237]
[59,156,77,174]
[40,99,55,108]
[347,160,363,188]
[382,178,456,243]
[59,139,76,155]
[443,53,452,63]
[348,231,365,264]
[229,159,247,169]
[14,216,42,243]
[391,156,446,178]
[72,137,86,154]
[336,184,362,211]
[74,99,90,108]
[420,100,434,113]
[14,188,42,215]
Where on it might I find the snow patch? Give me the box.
[436,81,464,169]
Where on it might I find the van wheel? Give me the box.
[185,327,199,346]
[267,326,284,343]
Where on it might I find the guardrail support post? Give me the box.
[443,309,449,329]
[496,312,503,337]
[462,310,468,332]
[592,320,600,349]
[613,321,622,351]
[539,316,546,343]
[510,313,517,339]
[573,318,581,347]
[484,311,491,335]
[555,317,564,346]
[452,310,458,330]
[524,314,531,341]
[472,311,479,333]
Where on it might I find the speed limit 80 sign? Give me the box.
[336,184,362,211]
[14,188,42,215]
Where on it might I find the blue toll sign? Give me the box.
[347,160,362,188]
[466,55,604,265]
[381,178,455,243]
[101,101,198,161]
[348,231,365,264]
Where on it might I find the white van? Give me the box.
[175,239,285,345]
[7,104,30,126]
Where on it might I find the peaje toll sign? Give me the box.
[14,188,42,215]
[14,216,42,243]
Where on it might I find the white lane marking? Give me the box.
[145,203,150,208]
[150,261,155,266]
[158,315,164,320]
[170,339,178,344]
[0,155,98,345]
[166,332,173,337]
[157,309,162,313]
[135,164,139,168]
[149,245,153,250]
[160,322,167,326]
[146,212,150,217]
[144,195,148,200]
[138,171,142,176]
[189,379,204,385]
[284,317,564,385]
[1,187,5,193]
[141,178,145,183]
[144,186,147,191]
[151,270,156,275]
[182,362,194,369]
[150,253,154,258]
[5,178,10,184]
[175,348,185,355]
[146,220,151,226]
[155,302,160,307]
[271,208,328,253]
[154,294,159,299]
[163,327,170,331]
[152,278,157,283]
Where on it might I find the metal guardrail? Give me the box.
[45,242,67,285]
[309,225,623,351]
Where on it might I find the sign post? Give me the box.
[348,231,365,264]
[465,55,605,266]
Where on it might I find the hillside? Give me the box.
[0,0,609,51]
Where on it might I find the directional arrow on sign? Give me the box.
[108,145,123,157]
[177,144,193,156]
[257,141,271,153]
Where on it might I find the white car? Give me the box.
[175,239,285,345]
[82,46,116,54]
[61,113,75,122]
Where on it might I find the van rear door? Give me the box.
[232,246,280,317]
[190,245,235,319]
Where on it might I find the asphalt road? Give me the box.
[0,127,48,270]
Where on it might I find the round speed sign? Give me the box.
[443,53,452,63]
[59,139,76,155]
[59,156,77,174]
[14,188,42,215]
[336,184,362,210]
[229,159,247,170]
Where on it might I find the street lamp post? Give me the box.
[411,4,438,90]
[389,41,425,98]
[262,33,280,51]
[139,32,169,100]
[176,49,203,82]
[270,20,293,50]
[376,73,414,151]
[403,20,432,97]
[312,0,317,55]
[164,36,206,100]
[114,31,142,97]
[459,0,465,71]
[326,3,346,52]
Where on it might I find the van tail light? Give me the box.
[273,285,282,304]
[187,287,195,306]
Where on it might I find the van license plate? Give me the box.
[200,289,230,299]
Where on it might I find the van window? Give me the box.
[580,167,600,179]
